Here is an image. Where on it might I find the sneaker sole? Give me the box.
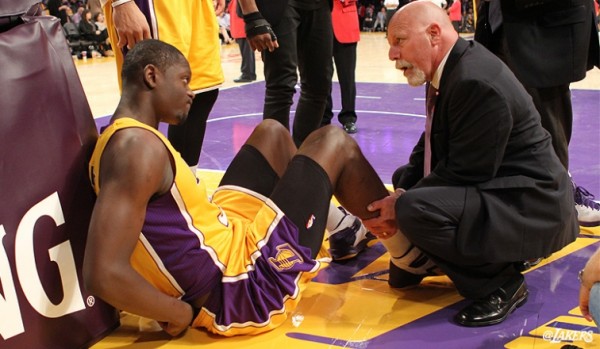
[333,251,359,261]
[330,234,376,261]
[579,221,600,227]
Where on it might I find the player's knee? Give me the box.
[317,125,353,149]
[252,119,295,152]
[256,119,289,137]
[328,125,363,159]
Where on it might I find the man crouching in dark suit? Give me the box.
[363,1,579,327]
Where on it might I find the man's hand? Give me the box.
[214,0,226,16]
[363,188,405,239]
[112,1,151,49]
[247,33,279,52]
[243,12,279,52]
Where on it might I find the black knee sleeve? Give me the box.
[270,155,333,258]
[220,144,278,197]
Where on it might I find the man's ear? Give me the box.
[427,23,442,44]
[143,64,159,89]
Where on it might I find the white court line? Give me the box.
[206,110,425,123]
[94,96,425,122]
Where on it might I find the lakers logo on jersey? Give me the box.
[268,243,304,271]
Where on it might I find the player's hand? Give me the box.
[158,302,193,337]
[112,1,151,49]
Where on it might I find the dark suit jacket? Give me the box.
[395,38,578,262]
[478,0,600,87]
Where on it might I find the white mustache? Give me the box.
[395,60,413,70]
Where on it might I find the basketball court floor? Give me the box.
[77,33,600,348]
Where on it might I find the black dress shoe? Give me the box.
[514,257,544,271]
[455,274,528,327]
[343,121,358,134]
[233,76,256,83]
[388,262,425,289]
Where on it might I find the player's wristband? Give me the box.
[111,0,133,8]
[243,12,277,41]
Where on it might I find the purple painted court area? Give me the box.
[94,82,599,194]
[200,82,600,193]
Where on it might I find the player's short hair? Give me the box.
[121,39,187,85]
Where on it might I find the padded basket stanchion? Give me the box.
[0,3,119,348]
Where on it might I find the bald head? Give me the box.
[387,0,459,85]
[393,0,456,30]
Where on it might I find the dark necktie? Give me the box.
[424,83,438,176]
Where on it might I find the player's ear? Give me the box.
[143,64,159,89]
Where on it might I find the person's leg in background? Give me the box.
[168,89,219,171]
[475,2,600,228]
[333,38,358,134]
[321,92,335,127]
[234,38,256,82]
[104,0,225,173]
[262,5,301,132]
[170,0,224,172]
[526,84,600,227]
[292,3,333,147]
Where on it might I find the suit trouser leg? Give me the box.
[525,85,572,170]
[396,186,520,299]
[262,7,301,131]
[237,38,256,80]
[293,4,333,146]
[321,93,335,126]
[321,39,336,127]
[333,39,358,125]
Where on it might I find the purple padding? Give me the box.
[0,14,118,349]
